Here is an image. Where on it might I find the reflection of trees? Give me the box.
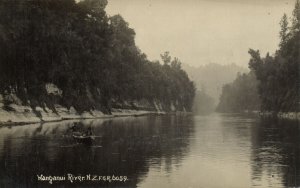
[251,118,300,187]
[0,130,52,187]
[0,115,195,187]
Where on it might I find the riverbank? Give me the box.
[0,103,166,126]
[259,111,300,120]
[227,110,300,121]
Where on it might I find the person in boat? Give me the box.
[70,123,77,131]
[70,123,83,136]
[84,127,93,136]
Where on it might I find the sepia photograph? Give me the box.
[0,0,299,187]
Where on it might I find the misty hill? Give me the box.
[182,63,248,114]
[216,71,260,113]
[183,63,248,102]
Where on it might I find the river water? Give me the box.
[0,113,299,187]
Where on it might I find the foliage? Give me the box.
[216,72,260,112]
[248,0,300,112]
[0,0,195,113]
[218,0,300,113]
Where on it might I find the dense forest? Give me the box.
[217,0,299,113]
[0,0,195,113]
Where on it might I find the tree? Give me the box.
[160,51,171,65]
[0,0,196,113]
[291,0,300,32]
[279,13,289,48]
[217,71,260,113]
[247,0,300,112]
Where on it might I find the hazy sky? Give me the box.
[106,0,295,67]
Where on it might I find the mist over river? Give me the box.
[0,114,299,188]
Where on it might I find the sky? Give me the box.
[106,0,295,67]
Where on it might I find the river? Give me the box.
[0,113,299,187]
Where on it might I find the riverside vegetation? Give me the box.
[0,0,195,122]
[217,0,300,118]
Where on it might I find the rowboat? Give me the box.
[72,134,95,145]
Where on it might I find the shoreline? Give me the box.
[259,111,300,120]
[2,107,298,126]
[243,111,300,120]
[0,94,189,126]
[0,106,167,126]
[0,111,166,126]
[0,109,196,126]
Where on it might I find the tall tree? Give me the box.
[279,13,289,48]
[248,0,300,112]
[0,0,196,113]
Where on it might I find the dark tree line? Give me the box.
[248,0,299,113]
[0,0,195,113]
[217,0,299,113]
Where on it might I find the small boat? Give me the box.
[72,134,95,145]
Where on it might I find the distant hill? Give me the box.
[182,63,248,113]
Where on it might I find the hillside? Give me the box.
[0,0,195,124]
[182,63,247,113]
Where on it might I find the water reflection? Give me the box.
[0,115,195,187]
[0,114,299,187]
[251,117,300,188]
[139,114,299,188]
